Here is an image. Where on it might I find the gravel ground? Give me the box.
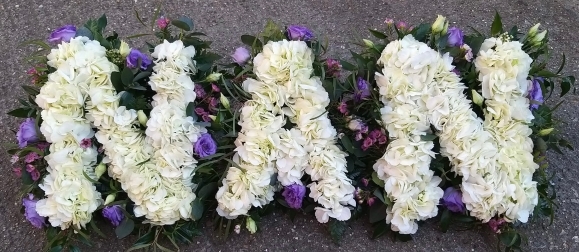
[1,0,578,251]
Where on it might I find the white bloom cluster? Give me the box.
[373,35,444,234]
[471,37,538,223]
[34,36,105,230]
[86,40,204,225]
[216,40,355,222]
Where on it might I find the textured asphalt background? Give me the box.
[1,0,578,251]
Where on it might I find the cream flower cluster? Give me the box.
[87,40,202,225]
[34,36,105,230]
[471,37,538,223]
[216,40,355,222]
[373,35,444,234]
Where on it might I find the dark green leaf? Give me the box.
[76,27,94,40]
[21,169,34,185]
[115,218,134,239]
[22,85,40,96]
[340,60,357,71]
[340,135,355,153]
[119,92,135,108]
[191,198,204,221]
[7,108,32,118]
[420,134,438,141]
[490,11,503,36]
[132,228,155,247]
[171,17,194,31]
[186,102,195,117]
[90,219,107,238]
[397,233,413,242]
[329,219,347,245]
[197,182,218,200]
[48,245,64,252]
[556,54,566,75]
[369,203,387,223]
[535,70,559,78]
[439,208,451,232]
[536,138,548,153]
[97,14,107,31]
[127,244,153,252]
[110,71,123,92]
[372,172,385,188]
[371,221,388,239]
[412,23,432,41]
[133,71,151,83]
[241,35,263,48]
[373,189,386,204]
[121,67,134,85]
[368,29,387,39]
[68,245,81,252]
[499,231,521,247]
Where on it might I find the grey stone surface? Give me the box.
[0,0,578,251]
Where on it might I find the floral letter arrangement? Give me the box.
[7,12,575,252]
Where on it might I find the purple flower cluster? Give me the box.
[48,25,76,44]
[194,133,217,158]
[528,77,544,110]
[22,194,45,228]
[194,84,222,122]
[126,49,152,70]
[17,118,38,148]
[441,187,465,213]
[287,25,314,41]
[282,184,306,209]
[325,59,341,78]
[156,16,170,30]
[354,77,371,102]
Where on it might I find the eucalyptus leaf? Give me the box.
[121,67,134,85]
[241,35,263,48]
[191,198,204,221]
[197,182,218,200]
[115,218,135,239]
[439,208,451,232]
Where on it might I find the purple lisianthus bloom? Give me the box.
[441,187,465,213]
[126,49,152,70]
[529,77,544,110]
[22,194,46,228]
[102,205,124,227]
[326,59,342,78]
[48,25,76,44]
[447,27,464,47]
[231,47,251,65]
[195,84,207,99]
[194,133,217,158]
[17,118,38,148]
[282,183,306,209]
[287,25,314,41]
[354,77,371,102]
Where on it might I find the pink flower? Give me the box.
[80,138,92,149]
[378,135,388,145]
[195,107,207,116]
[13,167,22,177]
[195,84,206,99]
[362,137,375,150]
[338,102,349,115]
[361,178,369,187]
[202,114,212,122]
[37,142,50,150]
[156,16,170,29]
[384,18,394,25]
[367,197,376,206]
[396,21,408,30]
[369,129,382,140]
[24,152,40,163]
[26,164,35,173]
[488,218,506,233]
[212,83,220,92]
[30,169,41,181]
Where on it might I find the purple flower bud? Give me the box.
[22,194,46,228]
[156,16,170,30]
[362,137,374,151]
[17,118,38,148]
[347,119,366,132]
[195,107,207,116]
[211,83,221,92]
[488,218,506,233]
[369,129,382,140]
[126,49,152,70]
[441,187,465,213]
[102,205,124,227]
[287,25,314,41]
[337,102,349,115]
[326,59,342,78]
[529,77,544,110]
[48,25,76,44]
[396,21,408,30]
[194,133,217,158]
[24,152,40,163]
[282,183,306,209]
[361,178,369,187]
[195,84,207,99]
[354,77,371,102]
[231,47,251,65]
[447,27,464,47]
[202,114,212,122]
[367,197,376,206]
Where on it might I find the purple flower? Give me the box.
[195,107,207,116]
[447,27,464,47]
[287,25,314,41]
[80,138,92,149]
[211,83,221,92]
[354,77,371,102]
[337,102,349,115]
[326,59,342,78]
[362,137,375,150]
[10,155,19,164]
[354,132,364,141]
[384,18,394,25]
[126,49,152,70]
[22,194,46,228]
[17,118,38,148]
[24,152,40,163]
[48,25,76,44]
[13,167,22,177]
[202,114,212,122]
[441,187,465,213]
[378,135,388,145]
[195,84,207,99]
[156,16,170,29]
[194,133,217,158]
[488,218,506,233]
[529,77,544,110]
[367,197,376,206]
[37,142,50,150]
[368,129,382,140]
[396,21,408,30]
[282,183,306,209]
[102,205,124,227]
[361,178,369,187]
[231,47,251,65]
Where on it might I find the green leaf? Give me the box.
[191,198,204,221]
[197,182,218,200]
[535,70,559,78]
[171,17,194,31]
[7,108,32,118]
[340,135,355,153]
[536,137,548,153]
[90,219,107,238]
[371,221,388,239]
[368,29,387,39]
[490,11,503,36]
[110,71,123,92]
[420,134,438,141]
[97,14,107,31]
[127,243,153,252]
[499,231,521,247]
[240,35,263,48]
[397,233,413,242]
[21,169,34,185]
[121,67,134,86]
[76,27,94,40]
[556,54,566,75]
[119,92,136,108]
[68,245,81,252]
[372,172,385,188]
[115,218,135,239]
[329,219,347,245]
[369,203,387,223]
[48,245,64,252]
[412,23,431,41]
[373,189,386,204]
[186,102,195,117]
[22,85,40,96]
[340,60,357,71]
[261,20,285,41]
[439,208,451,233]
[131,228,155,248]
